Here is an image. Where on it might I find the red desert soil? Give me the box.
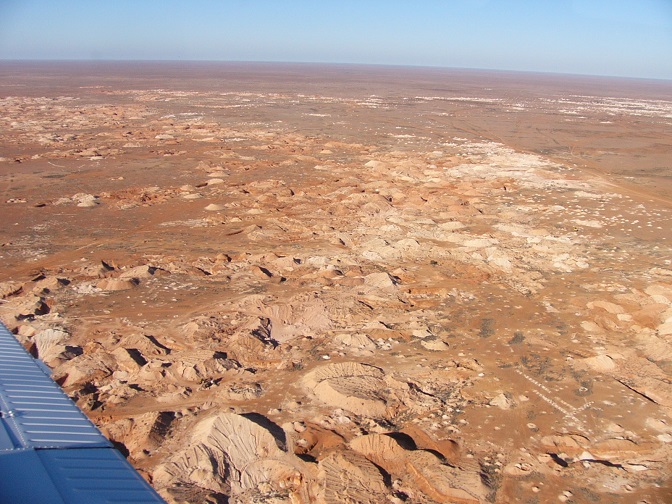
[1,62,671,503]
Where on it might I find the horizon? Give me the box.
[2,59,671,84]
[1,1,671,81]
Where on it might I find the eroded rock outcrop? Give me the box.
[155,412,316,502]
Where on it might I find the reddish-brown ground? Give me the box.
[1,62,671,503]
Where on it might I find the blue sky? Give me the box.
[1,0,671,79]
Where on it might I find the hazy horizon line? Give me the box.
[1,58,670,83]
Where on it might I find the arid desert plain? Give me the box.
[1,62,671,503]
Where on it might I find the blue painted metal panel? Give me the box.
[0,449,166,503]
[0,322,111,450]
[0,449,66,503]
[0,322,166,503]
[0,419,14,451]
[38,449,166,503]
